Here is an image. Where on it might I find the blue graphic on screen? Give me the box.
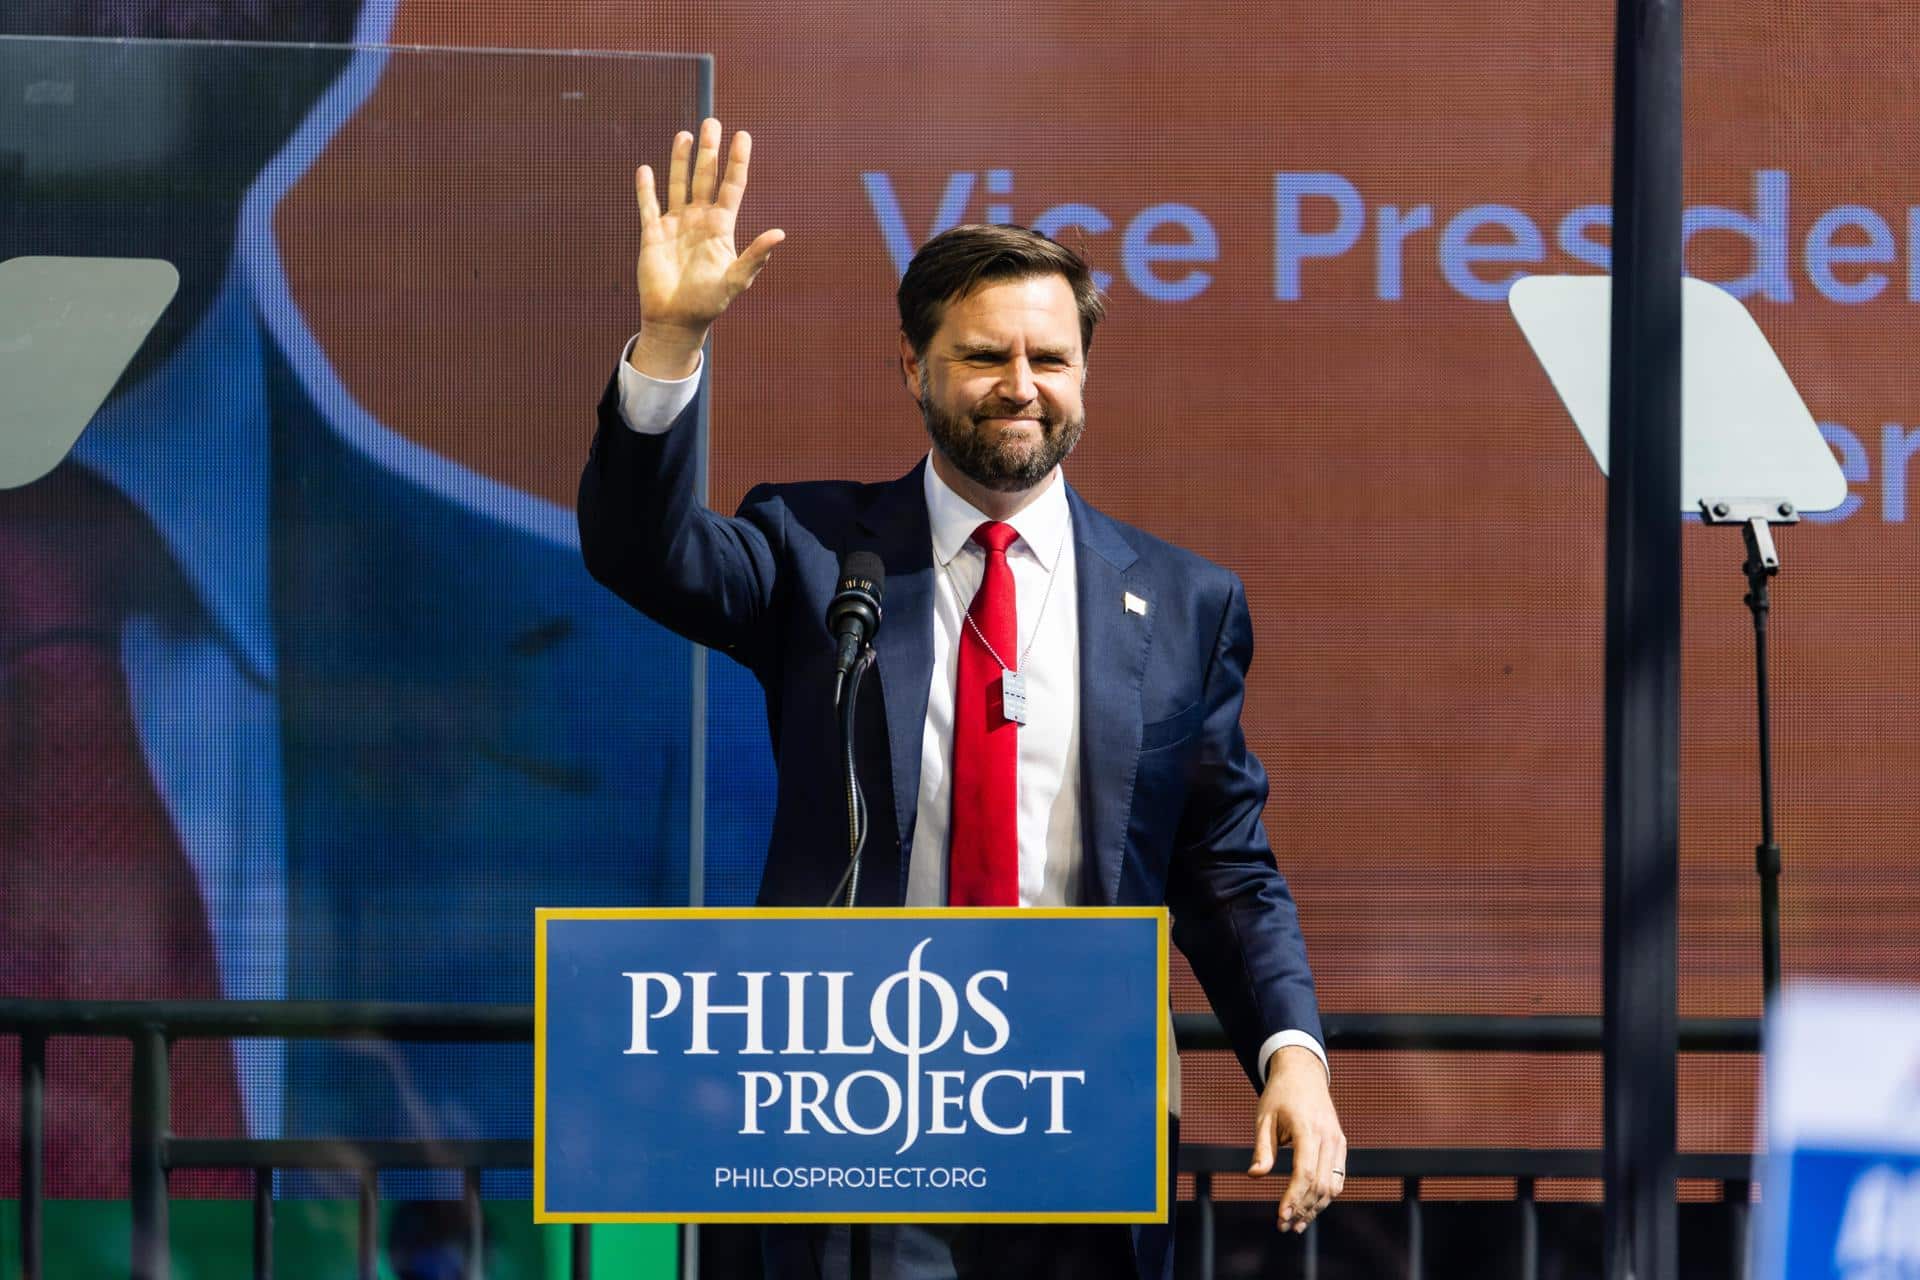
[0,9,777,1199]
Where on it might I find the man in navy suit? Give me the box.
[579,118,1345,1279]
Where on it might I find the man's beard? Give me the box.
[918,374,1086,493]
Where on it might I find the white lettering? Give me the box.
[1835,1165,1920,1271]
[778,972,815,1054]
[785,1070,844,1135]
[968,1069,1030,1136]
[926,1070,970,1136]
[821,972,875,1054]
[687,971,771,1055]
[621,972,680,1055]
[1027,1069,1087,1135]
[833,1070,904,1137]
[738,1071,781,1135]
[963,971,1011,1055]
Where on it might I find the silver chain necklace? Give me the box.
[939,520,1071,726]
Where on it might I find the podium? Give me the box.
[534,908,1169,1223]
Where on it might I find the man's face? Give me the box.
[901,274,1088,493]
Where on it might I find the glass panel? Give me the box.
[0,36,704,1215]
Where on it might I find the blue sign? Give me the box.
[534,908,1168,1223]
[1756,985,1920,1279]
[1774,1148,1920,1277]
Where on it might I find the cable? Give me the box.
[823,646,876,908]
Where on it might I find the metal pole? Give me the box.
[357,1168,378,1280]
[679,1221,700,1280]
[1727,1179,1752,1280]
[464,1167,486,1280]
[20,1031,44,1280]
[1195,1172,1215,1280]
[686,52,716,919]
[680,67,713,1280]
[130,1028,171,1280]
[1519,1176,1539,1280]
[253,1168,274,1280]
[1404,1178,1423,1280]
[571,1223,592,1280]
[1603,0,1684,1278]
[1743,551,1783,1002]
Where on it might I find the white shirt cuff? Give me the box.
[1257,1030,1330,1083]
[615,334,703,434]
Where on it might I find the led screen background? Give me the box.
[370,0,1912,1200]
[7,0,1919,1211]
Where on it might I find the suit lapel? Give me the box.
[855,461,936,891]
[853,470,1149,907]
[1067,486,1148,907]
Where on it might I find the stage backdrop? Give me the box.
[368,0,1918,1205]
[6,0,1918,1231]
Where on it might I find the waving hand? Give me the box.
[629,117,785,379]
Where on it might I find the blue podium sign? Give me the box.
[534,908,1168,1224]
[1775,1149,1920,1277]
[1757,984,1920,1278]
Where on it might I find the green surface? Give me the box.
[0,1200,677,1277]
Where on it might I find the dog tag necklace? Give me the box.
[946,522,1069,727]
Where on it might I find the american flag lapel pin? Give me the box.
[1124,592,1148,617]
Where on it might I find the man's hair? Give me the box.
[897,224,1107,358]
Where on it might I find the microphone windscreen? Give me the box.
[839,551,885,605]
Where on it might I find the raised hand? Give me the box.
[629,117,785,379]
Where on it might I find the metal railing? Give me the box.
[1174,1013,1760,1280]
[2,1000,1761,1280]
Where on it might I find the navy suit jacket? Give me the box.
[579,379,1322,1087]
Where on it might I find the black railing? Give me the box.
[2,1001,1762,1280]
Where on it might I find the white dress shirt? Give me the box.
[909,461,1081,907]
[614,342,1327,1084]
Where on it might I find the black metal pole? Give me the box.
[464,1167,486,1280]
[358,1167,378,1280]
[1604,1,1684,1279]
[253,1167,274,1280]
[130,1027,171,1280]
[1195,1172,1215,1280]
[1405,1178,1424,1280]
[21,1030,44,1280]
[1519,1177,1539,1280]
[571,1223,592,1280]
[1743,537,1783,1003]
[1726,1178,1752,1280]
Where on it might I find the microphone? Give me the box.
[827,551,885,680]
[826,552,884,907]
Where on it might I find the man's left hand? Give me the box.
[1246,1044,1347,1234]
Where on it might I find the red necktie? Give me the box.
[0,468,246,1198]
[948,520,1020,906]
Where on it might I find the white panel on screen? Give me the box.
[1508,274,1847,513]
[0,256,179,490]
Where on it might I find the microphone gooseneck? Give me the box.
[825,552,884,908]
